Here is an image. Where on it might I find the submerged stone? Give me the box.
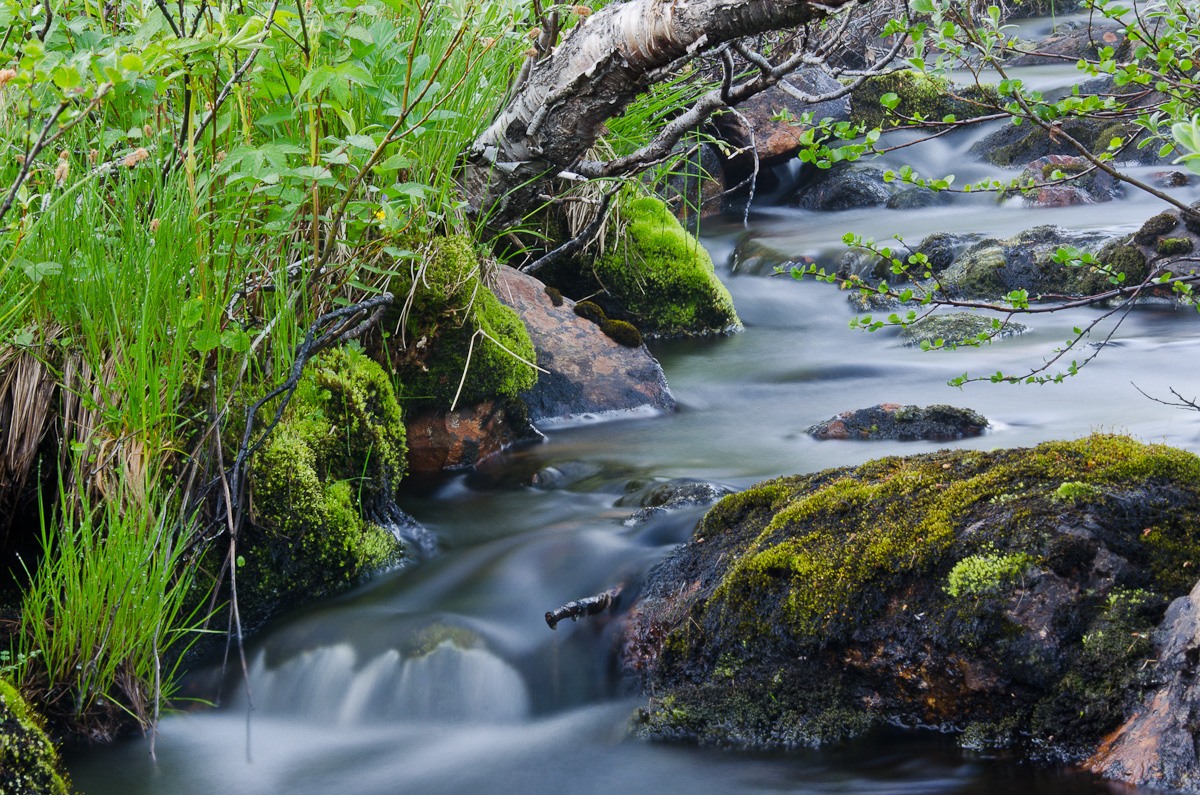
[900,312,1027,347]
[806,403,989,441]
[621,435,1200,768]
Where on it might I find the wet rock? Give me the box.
[915,232,983,275]
[1086,577,1200,791]
[619,479,738,526]
[1006,21,1126,66]
[1150,170,1192,188]
[970,116,1126,168]
[621,435,1200,766]
[714,70,851,172]
[806,403,989,441]
[530,461,604,490]
[933,225,1127,300]
[887,187,951,210]
[494,266,675,424]
[790,165,894,212]
[0,681,69,794]
[1012,155,1121,207]
[1005,0,1080,18]
[405,399,531,472]
[900,312,1027,347]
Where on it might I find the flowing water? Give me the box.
[68,47,1200,795]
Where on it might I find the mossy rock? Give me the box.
[850,72,998,131]
[933,226,1135,300]
[542,196,741,339]
[900,312,1027,347]
[380,236,537,408]
[0,679,69,794]
[969,117,1117,167]
[594,197,741,338]
[1134,211,1178,247]
[241,347,410,624]
[625,435,1200,759]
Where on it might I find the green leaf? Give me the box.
[120,53,144,73]
[191,329,221,352]
[180,297,204,329]
[881,92,900,110]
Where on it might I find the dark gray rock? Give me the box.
[806,402,989,440]
[619,479,738,526]
[900,312,1027,347]
[790,165,894,211]
[887,186,952,210]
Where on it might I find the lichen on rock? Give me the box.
[242,347,410,620]
[0,679,69,795]
[623,435,1200,760]
[378,235,537,408]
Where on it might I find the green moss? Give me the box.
[599,318,643,348]
[383,236,537,408]
[544,285,564,307]
[1134,211,1179,246]
[1075,242,1148,296]
[850,72,997,130]
[244,347,408,614]
[1157,237,1194,256]
[1041,161,1089,179]
[572,300,606,323]
[900,312,1026,347]
[945,545,1033,598]
[0,679,69,795]
[593,196,741,338]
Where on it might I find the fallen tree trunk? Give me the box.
[460,0,864,231]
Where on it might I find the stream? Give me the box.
[68,21,1200,794]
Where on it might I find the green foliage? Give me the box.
[18,471,202,737]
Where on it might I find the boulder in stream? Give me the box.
[494,265,675,424]
[789,165,894,212]
[806,403,989,441]
[620,435,1200,769]
[900,312,1027,347]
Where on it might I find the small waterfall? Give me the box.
[239,641,530,725]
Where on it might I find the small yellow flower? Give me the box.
[375,210,386,221]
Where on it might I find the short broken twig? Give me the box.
[545,587,622,629]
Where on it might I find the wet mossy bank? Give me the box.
[622,435,1200,762]
[0,679,69,794]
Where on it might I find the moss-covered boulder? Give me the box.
[622,435,1200,761]
[932,225,1139,300]
[542,196,741,339]
[850,72,998,131]
[242,347,411,623]
[900,312,1027,347]
[0,679,69,794]
[378,236,537,408]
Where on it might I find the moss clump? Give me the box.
[1134,211,1178,246]
[381,236,537,408]
[544,285,564,307]
[631,434,1200,754]
[244,347,408,618]
[592,196,741,339]
[900,312,1026,347]
[1157,237,1194,256]
[0,679,69,795]
[1074,242,1148,296]
[944,546,1033,598]
[1041,160,1089,179]
[572,300,606,324]
[599,318,643,348]
[850,72,997,130]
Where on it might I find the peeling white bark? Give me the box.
[461,0,857,231]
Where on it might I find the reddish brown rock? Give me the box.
[405,399,526,472]
[493,266,674,424]
[1014,155,1120,207]
[1085,578,1200,791]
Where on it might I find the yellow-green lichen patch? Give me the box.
[381,236,536,408]
[0,679,69,795]
[243,347,409,616]
[594,196,741,339]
